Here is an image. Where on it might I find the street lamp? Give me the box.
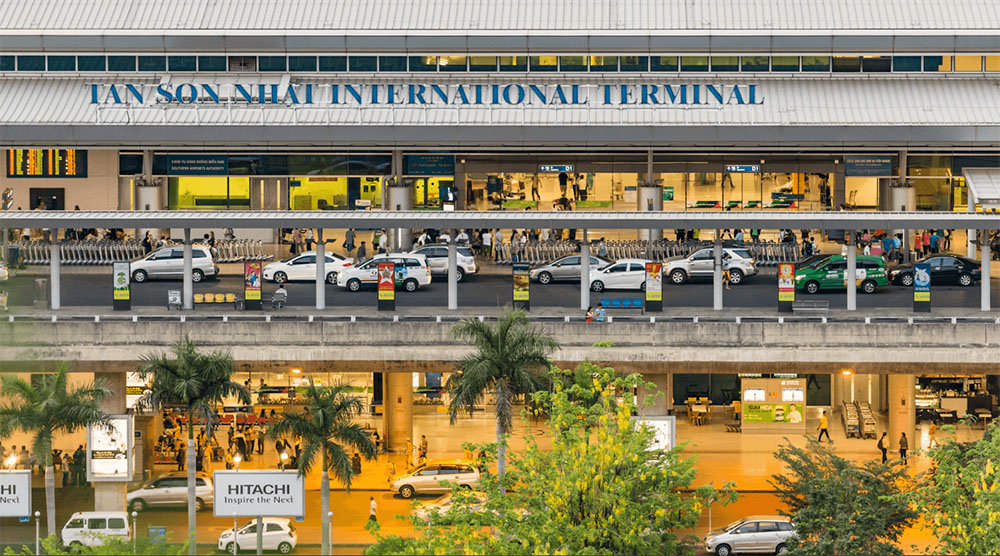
[279,452,288,471]
[5,455,16,470]
[234,454,241,471]
[131,511,138,555]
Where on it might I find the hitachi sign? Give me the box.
[87,83,763,107]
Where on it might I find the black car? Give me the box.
[889,255,981,286]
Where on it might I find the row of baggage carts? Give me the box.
[492,239,805,266]
[842,400,878,439]
[6,239,272,265]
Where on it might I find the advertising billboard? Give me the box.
[645,262,662,311]
[213,471,305,518]
[87,415,132,481]
[112,261,131,310]
[512,263,530,310]
[244,262,262,310]
[914,263,931,303]
[0,471,32,517]
[744,403,805,424]
[125,372,151,410]
[377,262,395,311]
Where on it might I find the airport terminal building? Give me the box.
[2,0,999,225]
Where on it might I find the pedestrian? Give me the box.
[929,230,940,254]
[141,232,152,254]
[899,432,909,464]
[385,462,396,486]
[344,228,356,254]
[352,452,362,475]
[456,229,469,244]
[922,230,930,256]
[722,258,732,290]
[227,427,234,451]
[291,228,301,255]
[817,411,831,443]
[928,423,938,448]
[405,438,414,468]
[372,430,381,454]
[356,241,367,263]
[368,497,378,524]
[877,432,888,463]
[481,229,492,257]
[419,435,428,455]
[586,306,595,323]
[305,228,314,251]
[377,230,387,254]
[176,445,185,471]
[225,450,234,470]
[72,445,86,485]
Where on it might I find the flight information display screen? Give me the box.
[6,149,88,178]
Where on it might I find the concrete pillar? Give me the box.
[968,193,977,259]
[387,182,414,252]
[383,372,413,454]
[833,162,846,209]
[94,372,127,511]
[580,229,590,310]
[315,229,326,310]
[846,230,857,311]
[447,231,458,310]
[49,231,60,310]
[639,374,670,416]
[182,229,193,310]
[638,186,663,241]
[982,229,992,312]
[713,231,723,311]
[887,374,916,454]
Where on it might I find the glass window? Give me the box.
[619,56,648,71]
[378,56,406,72]
[288,56,317,72]
[168,56,196,72]
[318,56,347,72]
[529,56,557,72]
[800,56,827,71]
[0,55,14,71]
[409,56,438,71]
[741,56,769,71]
[78,56,106,71]
[266,524,283,532]
[65,519,84,529]
[108,518,126,529]
[290,177,349,210]
[955,56,982,72]
[108,55,136,71]
[258,56,287,72]
[138,56,166,72]
[986,56,1000,72]
[757,522,778,533]
[924,56,951,72]
[893,56,921,72]
[589,56,618,71]
[832,56,861,72]
[734,523,757,534]
[87,519,107,530]
[119,154,142,175]
[680,56,709,71]
[47,56,75,71]
[168,177,250,210]
[499,56,527,71]
[559,56,586,71]
[711,56,739,71]
[778,521,794,531]
[198,56,226,71]
[439,56,467,71]
[469,56,497,71]
[228,56,256,71]
[862,56,891,72]
[17,55,45,71]
[289,154,348,175]
[651,56,678,71]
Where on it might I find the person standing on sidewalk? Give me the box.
[899,433,909,464]
[817,411,831,443]
[368,497,378,524]
[877,432,888,463]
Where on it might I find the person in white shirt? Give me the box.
[481,230,492,257]
[439,231,451,243]
[493,229,503,261]
[377,231,387,253]
[456,230,469,243]
[368,497,377,523]
[416,231,428,246]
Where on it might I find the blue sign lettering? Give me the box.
[539,165,574,173]
[725,165,761,173]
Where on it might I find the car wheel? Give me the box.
[68,542,83,554]
[862,279,877,294]
[278,542,293,554]
[715,543,732,556]
[129,499,146,512]
[225,542,236,554]
[403,278,418,292]
[538,271,553,284]
[958,273,973,286]
[274,271,288,284]
[456,268,465,282]
[347,279,361,292]
[192,269,205,283]
[640,281,646,292]
[728,269,744,285]
[400,485,415,499]
[326,272,337,284]
[776,544,788,554]
[899,273,914,287]
[131,269,147,283]
[590,280,605,292]
[670,269,687,285]
[194,498,205,511]
[805,280,821,295]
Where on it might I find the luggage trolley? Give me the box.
[842,401,860,438]
[855,401,877,439]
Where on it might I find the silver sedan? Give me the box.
[530,255,611,284]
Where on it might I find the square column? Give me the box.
[94,372,126,511]
[49,230,60,310]
[182,229,193,310]
[447,230,458,310]
[846,230,857,311]
[887,374,915,456]
[982,229,992,312]
[383,372,413,455]
[968,193,977,259]
[315,229,326,310]
[713,230,723,311]
[580,229,590,310]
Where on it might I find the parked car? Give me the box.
[889,255,981,286]
[61,512,130,548]
[410,244,478,282]
[218,517,297,554]
[588,259,652,292]
[263,250,354,284]
[127,472,213,512]
[530,254,612,284]
[412,491,488,523]
[795,253,834,270]
[705,516,796,556]
[794,255,888,294]
[130,246,218,283]
[665,247,757,285]
[390,459,481,499]
[336,253,431,292]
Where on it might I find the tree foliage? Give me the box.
[769,439,917,556]
[368,362,733,556]
[3,534,189,555]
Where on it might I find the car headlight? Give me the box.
[795,275,804,281]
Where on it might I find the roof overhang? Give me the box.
[964,167,1000,209]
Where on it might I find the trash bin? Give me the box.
[7,246,19,266]
[34,278,48,309]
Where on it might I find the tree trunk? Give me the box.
[45,461,56,536]
[496,420,506,495]
[187,430,197,556]
[321,451,330,556]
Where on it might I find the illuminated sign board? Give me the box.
[87,415,133,482]
[0,471,32,517]
[539,165,574,173]
[6,149,88,178]
[213,471,305,518]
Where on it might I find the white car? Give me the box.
[664,247,757,285]
[263,250,355,284]
[218,517,297,554]
[410,244,478,282]
[61,512,130,548]
[130,246,218,283]
[589,259,653,292]
[413,491,488,523]
[390,459,481,498]
[336,253,431,292]
[127,472,214,512]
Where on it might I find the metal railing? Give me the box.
[491,239,804,266]
[7,239,273,265]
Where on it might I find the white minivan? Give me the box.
[61,511,130,548]
[130,246,219,283]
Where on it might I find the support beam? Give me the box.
[94,372,126,511]
[447,230,458,311]
[580,229,590,311]
[847,229,857,311]
[982,229,992,312]
[182,229,193,310]
[638,374,670,416]
[315,229,325,310]
[887,374,915,458]
[384,372,413,455]
[49,230,60,310]
[713,230,723,311]
[968,192,977,259]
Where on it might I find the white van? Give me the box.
[61,511,130,548]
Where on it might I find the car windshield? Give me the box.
[724,519,748,532]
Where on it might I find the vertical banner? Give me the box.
[244,262,262,310]
[913,263,931,313]
[112,261,131,311]
[378,262,395,311]
[777,263,795,312]
[512,263,530,311]
[86,415,133,482]
[645,262,662,312]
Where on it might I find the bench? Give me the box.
[792,300,829,315]
[599,298,645,314]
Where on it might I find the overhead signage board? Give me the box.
[6,149,88,178]
[725,165,760,173]
[845,155,893,177]
[539,165,574,173]
[167,155,228,176]
[0,471,32,517]
[213,471,305,518]
[404,154,455,176]
[87,415,133,482]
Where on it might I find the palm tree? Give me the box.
[265,381,375,556]
[0,364,111,536]
[135,337,249,556]
[448,306,557,480]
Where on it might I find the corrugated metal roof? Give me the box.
[2,76,998,127]
[1,0,998,32]
[964,167,1000,207]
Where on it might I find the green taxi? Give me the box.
[794,255,889,294]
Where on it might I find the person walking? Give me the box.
[305,229,314,251]
[291,228,301,255]
[175,445,185,471]
[344,228,356,255]
[481,229,492,257]
[877,432,888,463]
[368,497,378,524]
[817,411,831,443]
[899,432,909,464]
[928,423,938,448]
[356,241,368,263]
[419,435,428,457]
